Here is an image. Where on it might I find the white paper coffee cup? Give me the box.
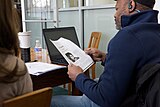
[18,31,31,48]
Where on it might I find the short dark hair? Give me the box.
[134,0,155,8]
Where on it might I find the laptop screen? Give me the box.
[42,27,80,65]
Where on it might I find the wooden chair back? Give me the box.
[2,87,52,107]
[88,32,102,49]
[66,32,102,94]
[88,32,102,79]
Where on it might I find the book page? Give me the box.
[50,37,94,72]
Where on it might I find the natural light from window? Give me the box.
[32,0,50,7]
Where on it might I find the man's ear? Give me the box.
[128,0,136,13]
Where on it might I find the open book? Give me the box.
[50,37,94,72]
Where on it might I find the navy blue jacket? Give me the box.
[75,10,160,107]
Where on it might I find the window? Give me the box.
[32,0,50,7]
[26,0,53,19]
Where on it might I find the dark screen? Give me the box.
[42,27,80,63]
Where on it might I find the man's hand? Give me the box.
[84,48,106,62]
[67,64,83,81]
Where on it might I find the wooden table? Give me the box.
[21,48,83,95]
[30,67,82,95]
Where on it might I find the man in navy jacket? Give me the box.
[51,0,160,107]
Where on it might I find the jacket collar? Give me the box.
[121,10,159,28]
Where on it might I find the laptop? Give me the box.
[42,27,80,65]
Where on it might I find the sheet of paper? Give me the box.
[25,62,66,76]
[50,37,94,72]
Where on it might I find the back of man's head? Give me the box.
[134,0,155,8]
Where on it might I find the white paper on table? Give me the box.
[25,62,66,76]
